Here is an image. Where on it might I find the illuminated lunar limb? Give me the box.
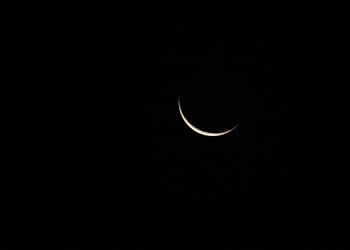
[178,96,238,137]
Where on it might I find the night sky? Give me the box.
[3,13,346,250]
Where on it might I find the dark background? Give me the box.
[2,10,347,250]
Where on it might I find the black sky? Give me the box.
[3,12,347,250]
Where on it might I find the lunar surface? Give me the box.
[178,96,238,137]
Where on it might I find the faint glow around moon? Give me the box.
[178,96,238,137]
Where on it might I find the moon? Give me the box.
[178,96,238,137]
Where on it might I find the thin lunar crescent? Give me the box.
[178,96,238,137]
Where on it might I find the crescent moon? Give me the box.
[178,96,238,137]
